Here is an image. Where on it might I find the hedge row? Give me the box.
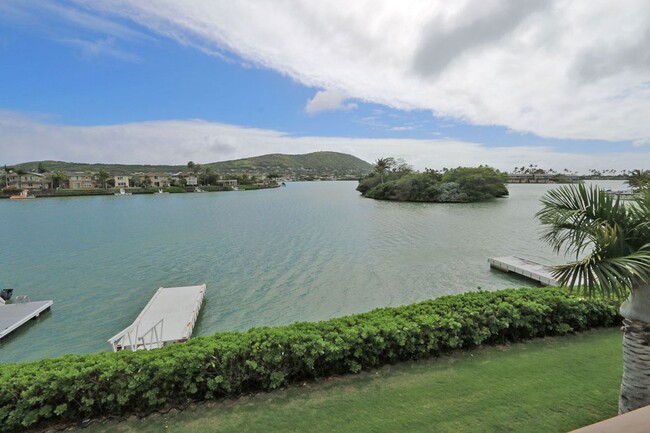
[0,288,620,432]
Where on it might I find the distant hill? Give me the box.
[205,152,373,176]
[13,152,373,177]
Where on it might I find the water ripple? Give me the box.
[0,180,626,362]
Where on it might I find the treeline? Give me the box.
[357,158,508,202]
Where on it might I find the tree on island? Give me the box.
[373,157,395,184]
[358,159,508,203]
[537,184,650,414]
[627,169,650,191]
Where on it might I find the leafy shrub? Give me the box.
[358,166,508,203]
[0,287,619,432]
[1,187,21,195]
[442,166,509,200]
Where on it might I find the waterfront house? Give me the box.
[6,172,51,190]
[67,173,96,189]
[149,173,172,187]
[186,175,198,186]
[114,175,131,188]
[216,179,238,187]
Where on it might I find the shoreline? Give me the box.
[0,184,280,199]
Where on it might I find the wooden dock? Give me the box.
[488,256,560,286]
[0,300,53,340]
[108,284,206,351]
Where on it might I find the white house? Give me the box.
[114,175,130,188]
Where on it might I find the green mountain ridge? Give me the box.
[13,151,373,176]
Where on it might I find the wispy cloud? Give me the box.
[4,0,153,41]
[1,111,648,174]
[389,126,414,131]
[60,37,140,62]
[1,0,150,61]
[633,138,650,147]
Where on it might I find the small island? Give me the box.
[357,158,509,202]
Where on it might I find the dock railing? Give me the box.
[109,318,164,351]
[107,284,206,351]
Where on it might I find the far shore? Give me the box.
[0,184,279,200]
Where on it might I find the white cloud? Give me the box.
[1,111,648,174]
[60,37,140,62]
[68,0,650,144]
[305,89,357,114]
[633,138,650,147]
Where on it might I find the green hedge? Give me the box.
[0,288,619,432]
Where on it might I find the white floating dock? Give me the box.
[488,256,560,286]
[0,300,54,340]
[108,284,206,352]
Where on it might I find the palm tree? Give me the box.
[537,184,650,414]
[50,171,68,189]
[373,157,394,184]
[96,170,110,189]
[203,167,213,186]
[627,169,649,191]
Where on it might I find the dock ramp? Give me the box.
[488,256,560,286]
[108,284,206,351]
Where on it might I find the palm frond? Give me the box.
[538,184,650,299]
[536,184,627,257]
[552,247,650,299]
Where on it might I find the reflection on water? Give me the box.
[0,180,627,362]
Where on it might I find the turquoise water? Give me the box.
[0,180,626,363]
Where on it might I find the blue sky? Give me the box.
[1,1,649,172]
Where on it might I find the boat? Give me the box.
[156,189,169,194]
[114,188,132,196]
[9,189,35,199]
[0,288,13,305]
[195,187,204,193]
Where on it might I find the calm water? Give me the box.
[0,180,626,363]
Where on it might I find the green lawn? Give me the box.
[83,328,622,433]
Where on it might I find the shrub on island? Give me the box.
[0,287,618,432]
[357,163,509,202]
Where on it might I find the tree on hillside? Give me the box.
[187,161,201,176]
[141,175,152,189]
[50,171,68,189]
[537,184,650,414]
[96,170,110,189]
[1,165,10,188]
[203,167,213,186]
[37,162,47,174]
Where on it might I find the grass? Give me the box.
[82,328,622,433]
